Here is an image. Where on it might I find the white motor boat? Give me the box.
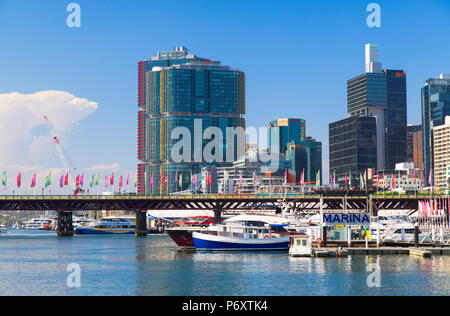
[192,214,291,250]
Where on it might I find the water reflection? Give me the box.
[0,233,449,295]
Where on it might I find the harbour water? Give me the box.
[0,230,449,296]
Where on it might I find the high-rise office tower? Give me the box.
[346,43,407,171]
[137,47,245,195]
[285,138,322,183]
[407,124,423,175]
[330,44,407,186]
[329,116,377,188]
[268,118,305,155]
[421,74,450,185]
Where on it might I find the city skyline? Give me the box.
[0,0,449,191]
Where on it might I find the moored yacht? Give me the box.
[23,217,54,230]
[192,214,291,251]
[166,216,215,248]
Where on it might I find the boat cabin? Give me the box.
[289,234,313,257]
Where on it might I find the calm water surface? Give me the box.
[0,230,449,295]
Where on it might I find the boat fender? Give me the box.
[264,235,270,239]
[315,238,322,245]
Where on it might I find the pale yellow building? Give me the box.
[433,116,450,189]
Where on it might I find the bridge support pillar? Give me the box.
[135,210,147,237]
[57,211,73,237]
[214,208,222,224]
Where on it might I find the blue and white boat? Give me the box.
[192,214,291,250]
[75,216,136,234]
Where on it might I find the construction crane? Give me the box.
[43,116,84,194]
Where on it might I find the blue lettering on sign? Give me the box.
[323,214,371,225]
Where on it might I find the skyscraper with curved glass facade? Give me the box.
[137,47,245,195]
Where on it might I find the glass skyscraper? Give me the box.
[137,47,245,195]
[286,138,322,183]
[329,44,407,187]
[421,74,450,184]
[345,44,407,171]
[268,118,305,155]
[329,116,377,188]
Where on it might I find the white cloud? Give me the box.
[0,90,98,164]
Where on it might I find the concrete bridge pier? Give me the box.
[214,207,222,224]
[57,211,73,237]
[135,210,147,237]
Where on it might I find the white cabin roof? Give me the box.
[224,214,291,225]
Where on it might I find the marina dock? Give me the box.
[314,246,450,257]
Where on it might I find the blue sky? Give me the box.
[0,0,449,188]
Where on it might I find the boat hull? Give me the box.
[166,229,197,248]
[192,232,289,251]
[75,227,135,235]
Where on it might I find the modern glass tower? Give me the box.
[137,47,245,195]
[346,44,407,171]
[268,118,305,155]
[329,116,377,188]
[421,74,450,184]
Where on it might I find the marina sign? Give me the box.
[323,213,371,226]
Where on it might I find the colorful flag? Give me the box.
[64,172,68,186]
[315,170,320,188]
[349,169,352,188]
[1,171,6,186]
[364,170,367,188]
[175,171,178,188]
[360,173,364,189]
[345,173,348,189]
[119,175,123,188]
[284,169,287,186]
[164,173,168,187]
[179,173,183,189]
[31,172,36,188]
[428,169,432,186]
[80,173,84,187]
[126,173,129,186]
[95,173,99,186]
[89,175,94,188]
[150,173,153,187]
[110,172,114,186]
[105,175,108,188]
[17,172,21,188]
[75,175,80,188]
[44,172,51,188]
[59,175,64,188]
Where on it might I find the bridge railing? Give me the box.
[0,193,448,200]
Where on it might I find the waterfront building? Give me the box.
[346,44,407,171]
[329,116,377,188]
[433,116,450,190]
[137,47,246,195]
[421,74,450,186]
[371,162,421,192]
